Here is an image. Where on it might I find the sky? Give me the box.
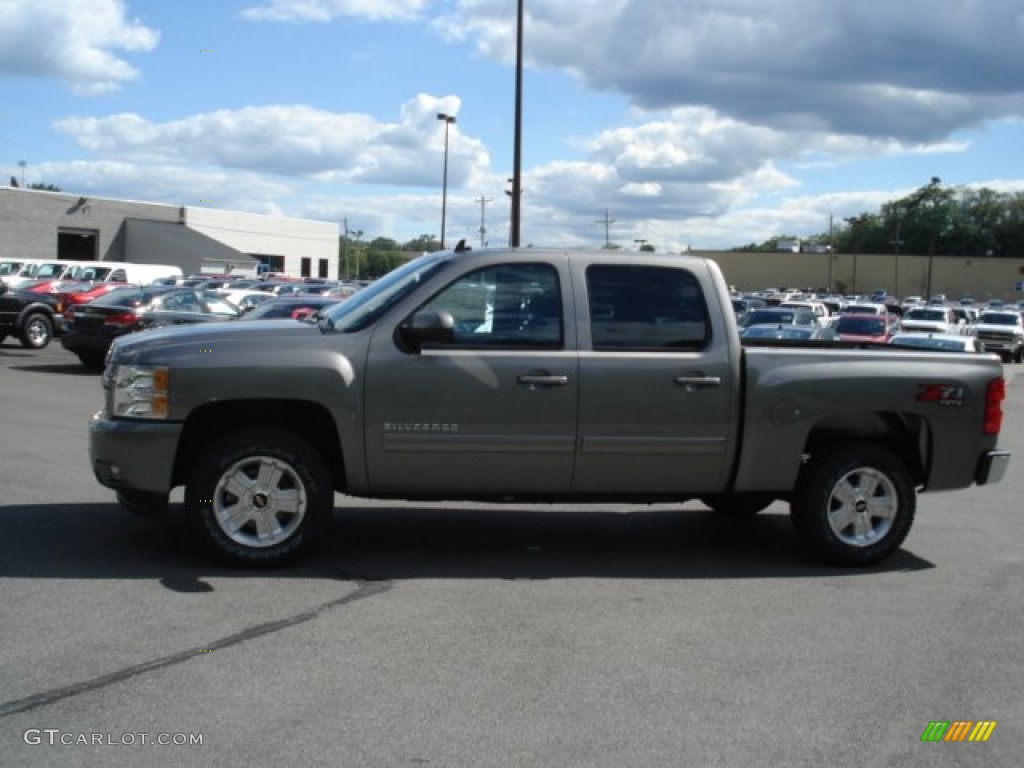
[3,0,1024,252]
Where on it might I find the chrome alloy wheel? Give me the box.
[826,467,898,548]
[213,455,308,548]
[24,316,51,347]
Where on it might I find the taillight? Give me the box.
[984,377,1005,436]
[103,312,138,327]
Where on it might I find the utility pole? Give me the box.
[596,209,615,249]
[476,196,493,248]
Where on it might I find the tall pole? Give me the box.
[476,196,493,248]
[596,209,615,249]
[437,113,456,250]
[509,0,523,247]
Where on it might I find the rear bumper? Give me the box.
[976,450,1011,485]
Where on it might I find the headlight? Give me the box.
[110,365,169,419]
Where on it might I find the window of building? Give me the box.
[300,257,311,277]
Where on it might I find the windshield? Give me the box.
[837,316,885,335]
[978,313,1019,326]
[320,253,450,333]
[906,309,947,321]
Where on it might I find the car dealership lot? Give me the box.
[1,340,1022,767]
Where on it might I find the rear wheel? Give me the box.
[791,442,916,566]
[186,427,332,567]
[19,313,52,349]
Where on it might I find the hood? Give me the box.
[110,318,325,364]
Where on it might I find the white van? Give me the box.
[0,258,47,282]
[64,262,183,285]
[4,260,83,288]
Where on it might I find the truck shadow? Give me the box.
[0,501,934,587]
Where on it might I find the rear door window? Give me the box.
[586,265,710,351]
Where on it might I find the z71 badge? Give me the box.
[916,384,966,407]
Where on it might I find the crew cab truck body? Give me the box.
[89,248,1011,567]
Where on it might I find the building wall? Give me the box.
[1,187,339,279]
[0,187,179,262]
[701,251,1024,302]
[184,207,338,279]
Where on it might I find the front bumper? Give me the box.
[976,450,1011,485]
[89,410,183,494]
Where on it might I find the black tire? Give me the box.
[700,494,774,517]
[186,427,332,567]
[117,489,169,518]
[1014,347,1023,364]
[0,333,7,345]
[791,442,916,566]
[19,313,53,349]
[78,352,107,371]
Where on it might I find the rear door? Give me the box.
[572,260,737,494]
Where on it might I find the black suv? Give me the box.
[0,282,60,349]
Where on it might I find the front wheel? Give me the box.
[186,427,333,567]
[791,442,916,566]
[19,313,53,349]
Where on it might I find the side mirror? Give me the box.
[398,309,455,351]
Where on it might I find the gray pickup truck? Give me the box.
[89,247,1011,567]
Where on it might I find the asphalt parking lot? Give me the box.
[1,339,1022,768]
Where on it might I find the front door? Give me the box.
[363,261,578,495]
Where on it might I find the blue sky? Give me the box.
[3,0,1024,251]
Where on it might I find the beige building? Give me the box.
[700,250,1024,302]
[1,186,338,279]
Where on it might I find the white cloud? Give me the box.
[0,0,158,94]
[241,0,428,23]
[54,95,491,187]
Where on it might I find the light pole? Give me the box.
[509,0,524,247]
[437,113,456,250]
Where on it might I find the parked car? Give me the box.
[841,302,889,316]
[971,311,1024,363]
[833,313,899,343]
[238,296,341,322]
[739,307,817,328]
[888,333,986,354]
[901,306,960,335]
[61,286,241,369]
[778,300,832,327]
[739,324,838,341]
[0,282,61,348]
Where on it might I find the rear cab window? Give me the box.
[585,264,710,351]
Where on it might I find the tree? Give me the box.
[404,234,441,252]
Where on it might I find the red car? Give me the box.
[834,313,899,343]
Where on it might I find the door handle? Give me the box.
[674,376,722,391]
[518,373,570,388]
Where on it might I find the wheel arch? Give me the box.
[172,399,346,491]
[801,411,928,488]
